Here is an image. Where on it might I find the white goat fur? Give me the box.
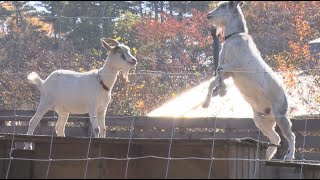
[204,1,296,161]
[25,38,137,149]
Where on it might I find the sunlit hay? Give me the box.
[147,77,213,117]
[147,78,253,118]
[147,73,313,118]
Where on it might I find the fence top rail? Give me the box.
[266,160,320,169]
[0,110,320,131]
[0,110,319,120]
[0,133,275,148]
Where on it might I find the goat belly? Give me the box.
[232,75,271,109]
[52,89,94,114]
[54,98,90,114]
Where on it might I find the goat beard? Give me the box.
[216,26,224,37]
[214,26,225,42]
[122,66,132,83]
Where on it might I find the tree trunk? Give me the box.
[160,1,164,23]
[153,1,159,20]
[139,1,143,16]
[169,1,173,16]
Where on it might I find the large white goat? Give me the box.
[25,38,137,149]
[203,1,296,161]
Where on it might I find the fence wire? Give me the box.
[0,1,319,179]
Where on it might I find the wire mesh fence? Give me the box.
[0,1,320,179]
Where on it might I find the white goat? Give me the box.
[203,1,296,161]
[25,38,137,149]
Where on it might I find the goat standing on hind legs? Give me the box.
[25,38,137,150]
[203,1,296,161]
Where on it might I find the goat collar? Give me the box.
[100,80,110,91]
[224,32,242,41]
[99,75,110,91]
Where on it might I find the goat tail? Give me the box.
[27,72,43,90]
[288,105,302,116]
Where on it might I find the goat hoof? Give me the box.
[202,102,209,108]
[283,154,294,162]
[219,86,227,97]
[219,89,227,97]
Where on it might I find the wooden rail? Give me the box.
[0,110,320,161]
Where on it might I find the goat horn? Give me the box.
[102,38,120,46]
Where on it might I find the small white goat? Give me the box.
[204,1,296,161]
[25,38,137,149]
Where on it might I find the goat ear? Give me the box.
[101,39,112,51]
[230,1,243,8]
[238,1,244,7]
[102,38,120,46]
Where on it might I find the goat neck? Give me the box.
[98,58,119,91]
[224,7,248,39]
